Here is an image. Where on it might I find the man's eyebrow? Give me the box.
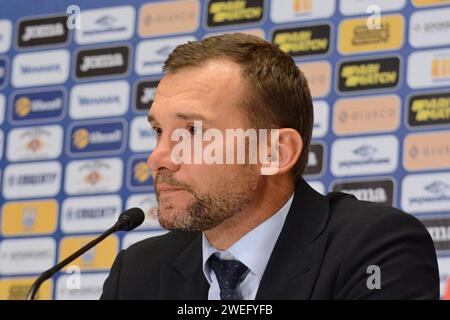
[147,112,210,125]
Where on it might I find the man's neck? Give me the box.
[204,178,295,251]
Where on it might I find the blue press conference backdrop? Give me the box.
[0,0,449,299]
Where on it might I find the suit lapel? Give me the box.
[256,178,330,299]
[158,234,209,299]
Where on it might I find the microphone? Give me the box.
[27,207,145,300]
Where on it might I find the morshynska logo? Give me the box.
[10,88,65,124]
[272,24,330,58]
[331,135,398,177]
[75,45,129,79]
[402,172,450,214]
[270,0,335,24]
[408,48,450,89]
[17,15,69,48]
[68,120,126,157]
[127,155,154,192]
[206,0,265,28]
[338,56,400,93]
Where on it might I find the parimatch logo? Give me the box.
[408,92,450,128]
[207,0,264,27]
[338,56,400,92]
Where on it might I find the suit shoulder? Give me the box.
[324,192,427,235]
[124,230,199,262]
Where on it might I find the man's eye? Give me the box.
[188,125,202,136]
[152,127,162,137]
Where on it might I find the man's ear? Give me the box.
[260,128,303,176]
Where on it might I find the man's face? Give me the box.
[147,60,261,232]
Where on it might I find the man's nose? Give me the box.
[147,132,180,175]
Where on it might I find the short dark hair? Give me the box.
[163,33,314,177]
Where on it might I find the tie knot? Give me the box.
[209,254,249,293]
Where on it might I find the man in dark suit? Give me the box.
[101,33,439,300]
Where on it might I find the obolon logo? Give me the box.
[73,128,89,150]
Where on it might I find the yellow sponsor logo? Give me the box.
[432,57,450,81]
[404,131,450,171]
[293,0,312,13]
[133,161,151,183]
[297,61,331,98]
[1,200,58,236]
[72,128,90,150]
[0,277,52,300]
[339,15,404,54]
[408,92,450,127]
[333,95,400,135]
[15,97,32,117]
[139,0,200,37]
[273,25,330,57]
[413,0,450,7]
[59,235,118,271]
[208,0,263,25]
[204,28,265,39]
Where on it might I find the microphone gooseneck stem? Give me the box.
[27,221,124,300]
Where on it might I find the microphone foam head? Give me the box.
[118,207,145,231]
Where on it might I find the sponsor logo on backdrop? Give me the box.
[75,6,135,44]
[17,15,69,48]
[2,161,61,199]
[339,0,406,16]
[122,231,168,249]
[338,56,400,93]
[6,125,63,162]
[0,277,52,300]
[0,94,5,124]
[297,61,331,98]
[408,48,450,89]
[75,45,129,79]
[338,15,404,55]
[126,193,161,230]
[61,195,121,233]
[421,217,450,252]
[333,95,400,136]
[410,7,450,48]
[206,0,264,28]
[64,157,123,195]
[271,0,335,23]
[127,155,153,191]
[312,100,329,139]
[0,238,56,275]
[135,36,196,76]
[10,88,65,124]
[59,235,118,271]
[402,172,450,214]
[130,116,157,152]
[0,57,8,89]
[304,143,325,176]
[1,200,58,236]
[412,0,450,7]
[56,273,108,300]
[306,180,325,195]
[67,120,126,157]
[0,130,3,160]
[12,49,69,88]
[204,28,265,39]
[332,178,395,206]
[139,0,199,37]
[0,20,12,53]
[69,81,129,119]
[404,131,450,171]
[437,257,450,299]
[331,135,398,177]
[407,91,450,128]
[135,79,159,112]
[272,24,330,58]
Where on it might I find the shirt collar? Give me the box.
[202,192,294,284]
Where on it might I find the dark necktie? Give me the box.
[209,254,249,300]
